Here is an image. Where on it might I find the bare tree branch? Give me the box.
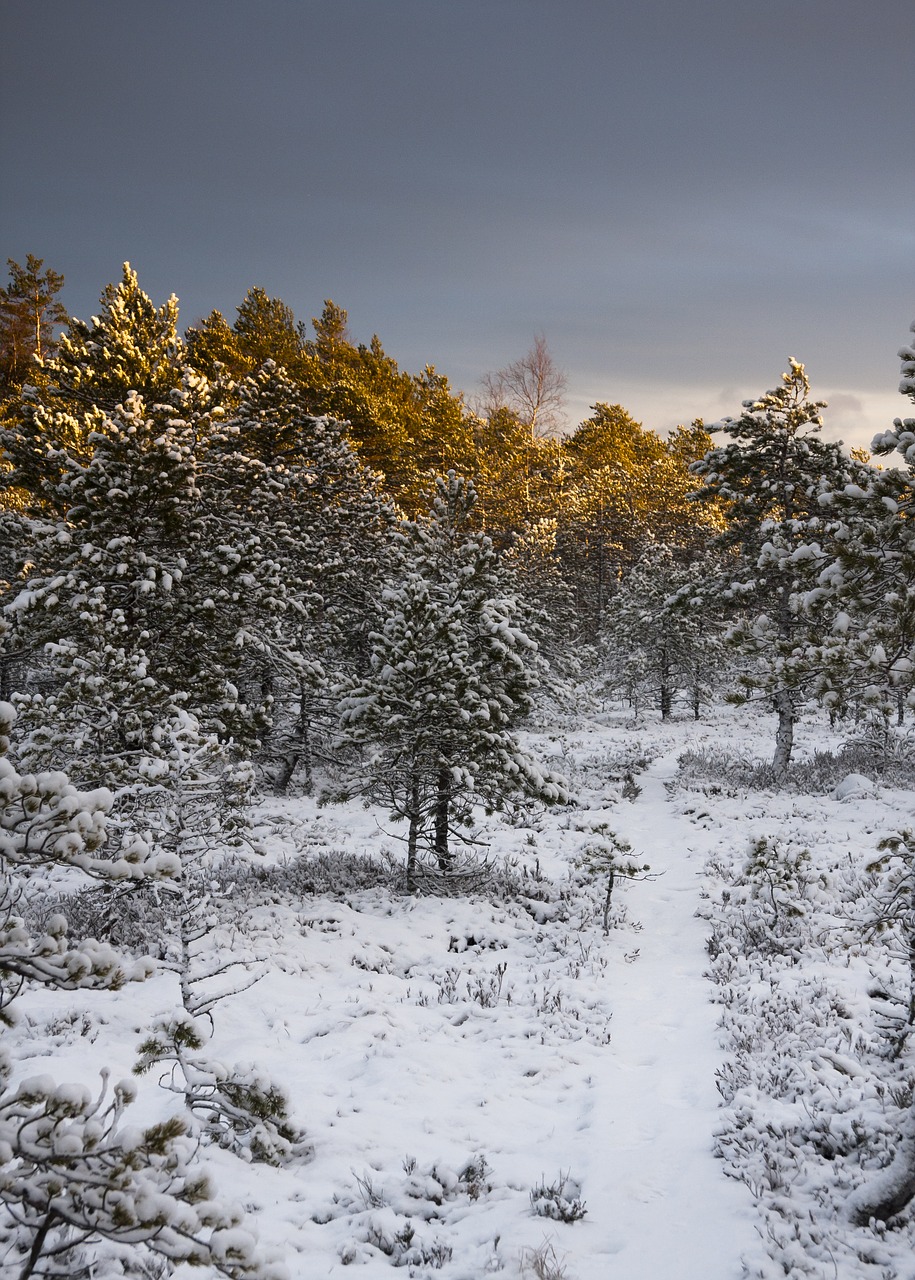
[479,334,568,436]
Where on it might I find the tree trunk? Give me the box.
[692,677,700,721]
[602,869,616,935]
[847,1099,915,1224]
[659,646,671,721]
[772,688,794,780]
[20,1211,56,1280]
[434,766,451,870]
[275,752,299,795]
[276,690,311,794]
[406,776,421,894]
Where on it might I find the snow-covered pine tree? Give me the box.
[0,700,167,1028]
[9,375,290,784]
[206,359,394,790]
[126,711,310,1168]
[337,473,567,890]
[602,542,725,720]
[797,322,915,737]
[689,360,865,776]
[1,264,185,516]
[0,703,284,1279]
[0,1067,287,1280]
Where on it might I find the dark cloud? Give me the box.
[1,0,911,441]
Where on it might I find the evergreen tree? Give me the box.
[602,543,724,720]
[336,474,567,890]
[471,406,565,535]
[186,287,306,383]
[557,405,709,636]
[206,359,394,788]
[0,256,67,400]
[1,264,185,514]
[304,304,475,512]
[43,263,183,415]
[0,703,282,1279]
[689,360,864,775]
[10,380,286,782]
[797,322,915,732]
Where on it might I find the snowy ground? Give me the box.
[8,701,915,1279]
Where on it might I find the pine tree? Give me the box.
[689,360,863,776]
[797,322,915,734]
[304,305,475,513]
[0,704,282,1278]
[336,473,567,890]
[557,405,708,637]
[125,712,311,1168]
[1,264,185,515]
[0,256,67,400]
[471,406,565,535]
[186,287,306,383]
[205,359,394,788]
[10,379,286,783]
[602,543,724,720]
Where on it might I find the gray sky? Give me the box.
[2,0,912,449]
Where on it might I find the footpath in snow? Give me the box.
[6,722,766,1279]
[571,749,756,1279]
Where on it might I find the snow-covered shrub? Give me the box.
[342,1210,453,1269]
[542,740,648,798]
[678,738,915,796]
[519,1239,569,1280]
[26,879,171,957]
[326,1155,493,1268]
[135,1013,311,1167]
[238,847,400,901]
[848,831,915,1044]
[529,1171,587,1222]
[0,1063,286,1279]
[703,812,915,1277]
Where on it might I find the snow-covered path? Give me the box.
[573,750,757,1279]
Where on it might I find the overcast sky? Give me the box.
[2,0,912,449]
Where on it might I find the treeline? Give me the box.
[0,260,717,639]
[2,257,915,791]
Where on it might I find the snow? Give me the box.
[832,772,873,800]
[7,701,915,1277]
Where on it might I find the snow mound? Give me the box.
[831,772,873,801]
